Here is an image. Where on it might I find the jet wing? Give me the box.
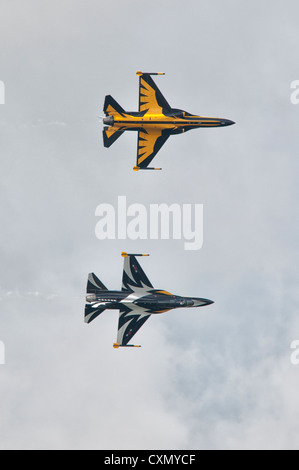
[116,305,151,346]
[122,254,153,291]
[136,128,171,169]
[138,73,171,114]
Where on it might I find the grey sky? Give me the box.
[0,0,299,449]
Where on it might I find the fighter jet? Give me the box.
[84,252,213,348]
[102,71,235,171]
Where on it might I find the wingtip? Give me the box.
[133,166,162,171]
[136,71,165,76]
[121,252,149,257]
[113,343,142,348]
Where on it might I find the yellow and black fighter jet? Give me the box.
[102,71,235,171]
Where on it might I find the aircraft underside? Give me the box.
[102,71,234,170]
[85,253,213,347]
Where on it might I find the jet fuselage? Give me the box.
[104,111,234,133]
[86,289,213,314]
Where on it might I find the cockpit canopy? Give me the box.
[168,109,193,118]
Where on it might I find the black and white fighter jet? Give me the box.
[85,252,214,348]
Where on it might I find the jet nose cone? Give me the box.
[221,119,235,126]
[191,298,214,307]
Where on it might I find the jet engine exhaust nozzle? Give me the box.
[103,116,114,126]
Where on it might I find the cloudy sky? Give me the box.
[1,0,299,450]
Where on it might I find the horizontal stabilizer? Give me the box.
[103,127,124,148]
[113,343,141,348]
[87,273,108,293]
[84,303,106,324]
[103,95,126,117]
